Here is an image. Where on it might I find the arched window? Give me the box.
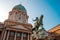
[23,33,27,40]
[9,31,15,40]
[54,39,57,40]
[16,32,21,40]
[18,14,22,20]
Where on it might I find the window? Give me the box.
[19,14,21,16]
[16,32,21,40]
[23,20,26,23]
[10,31,15,36]
[23,21,26,23]
[17,32,21,37]
[18,14,22,20]
[19,17,21,20]
[54,39,56,40]
[0,31,1,34]
[23,33,27,40]
[23,33,26,37]
[0,31,2,38]
[9,37,14,40]
[9,31,15,40]
[19,14,22,16]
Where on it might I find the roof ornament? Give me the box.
[20,0,22,5]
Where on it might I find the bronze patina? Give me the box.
[32,15,43,31]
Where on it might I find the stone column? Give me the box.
[28,33,29,40]
[6,30,10,40]
[1,30,5,40]
[21,32,23,40]
[3,30,7,40]
[30,34,32,40]
[14,32,17,40]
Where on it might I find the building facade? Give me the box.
[0,4,60,40]
[0,4,32,40]
[48,24,60,40]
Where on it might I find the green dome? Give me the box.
[13,4,26,12]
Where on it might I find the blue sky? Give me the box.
[0,0,60,30]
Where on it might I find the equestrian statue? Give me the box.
[32,15,43,32]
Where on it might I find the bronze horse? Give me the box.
[32,15,43,32]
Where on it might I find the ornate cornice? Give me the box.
[4,20,32,31]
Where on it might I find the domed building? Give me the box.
[0,4,60,40]
[0,4,32,40]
